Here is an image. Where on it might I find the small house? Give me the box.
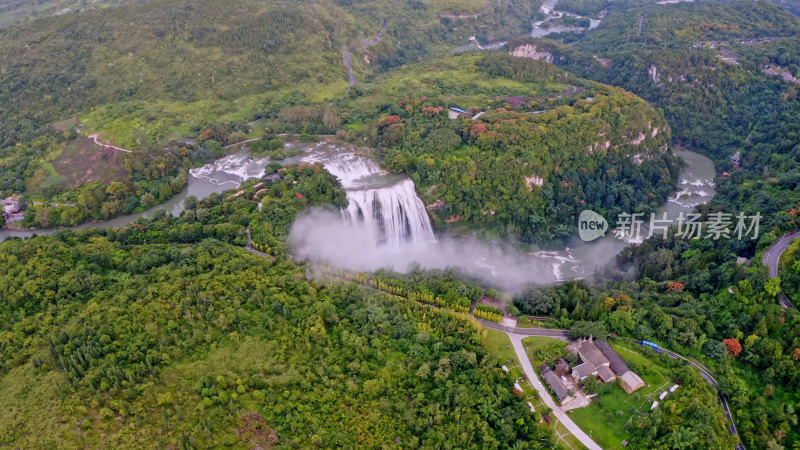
[541,365,570,402]
[448,107,467,120]
[555,359,570,376]
[2,197,24,225]
[596,365,616,383]
[620,371,646,393]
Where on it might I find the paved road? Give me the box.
[761,230,800,308]
[506,332,603,450]
[481,321,745,450]
[479,319,570,338]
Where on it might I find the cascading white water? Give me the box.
[301,145,435,247]
[344,179,435,246]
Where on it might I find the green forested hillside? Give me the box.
[495,1,800,446]
[507,0,800,251]
[0,0,539,129]
[0,237,544,447]
[0,0,543,224]
[0,165,548,448]
[337,53,676,244]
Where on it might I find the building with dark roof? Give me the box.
[576,338,610,369]
[555,359,570,376]
[541,365,570,402]
[595,339,630,376]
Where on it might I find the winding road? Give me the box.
[338,19,388,101]
[761,230,800,308]
[479,320,745,449]
[478,320,601,450]
[614,338,743,448]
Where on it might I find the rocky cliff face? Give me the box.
[509,44,554,63]
[648,64,664,88]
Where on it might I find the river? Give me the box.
[452,0,602,53]
[0,143,716,290]
[0,150,270,241]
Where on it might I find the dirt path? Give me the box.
[87,134,132,153]
[338,19,388,101]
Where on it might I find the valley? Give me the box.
[1,0,800,448]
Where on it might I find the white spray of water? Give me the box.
[301,146,435,247]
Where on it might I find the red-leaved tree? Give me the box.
[724,338,742,357]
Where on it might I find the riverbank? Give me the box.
[1,142,717,291]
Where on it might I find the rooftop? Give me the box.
[542,367,570,401]
[577,339,611,369]
[594,339,630,376]
[596,365,616,382]
[572,361,597,380]
[620,371,646,393]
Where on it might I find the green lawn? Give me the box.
[523,336,568,367]
[522,336,564,352]
[567,341,672,450]
[482,328,518,364]
[482,330,585,450]
[517,319,560,329]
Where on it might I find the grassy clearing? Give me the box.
[77,77,352,149]
[350,54,566,113]
[522,336,564,353]
[79,93,269,148]
[482,329,584,450]
[482,328,518,364]
[74,54,571,150]
[27,136,126,194]
[518,320,560,329]
[422,0,489,14]
[567,341,671,450]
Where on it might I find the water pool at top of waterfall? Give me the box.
[299,145,435,247]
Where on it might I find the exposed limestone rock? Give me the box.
[629,132,646,146]
[509,44,554,63]
[648,64,664,88]
[525,175,544,190]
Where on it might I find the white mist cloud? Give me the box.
[289,208,585,292]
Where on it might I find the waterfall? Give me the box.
[344,179,435,246]
[302,145,435,247]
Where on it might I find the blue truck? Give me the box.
[641,340,659,349]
